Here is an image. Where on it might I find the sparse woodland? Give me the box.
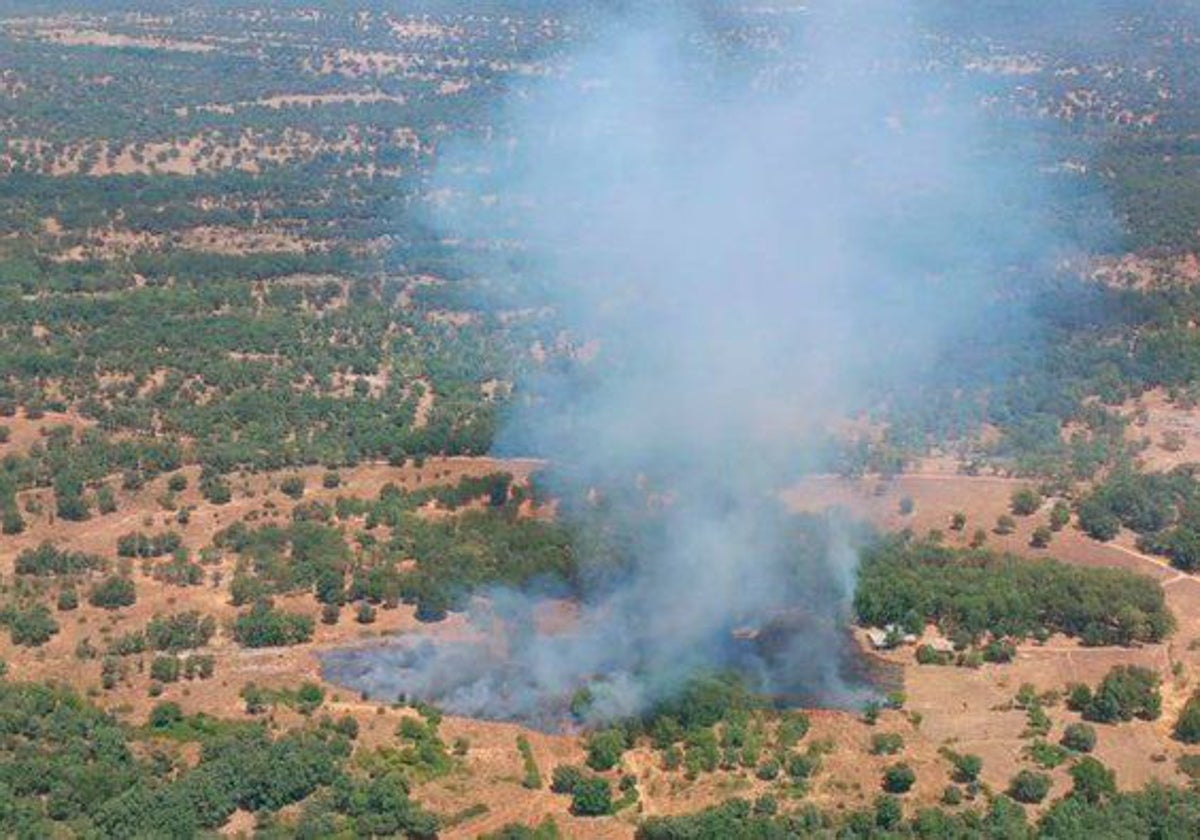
[5,1,1200,837]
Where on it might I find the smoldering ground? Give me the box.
[322,1,1092,725]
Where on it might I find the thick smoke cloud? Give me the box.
[324,1,1082,724]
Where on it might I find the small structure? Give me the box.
[927,637,956,654]
[866,625,918,650]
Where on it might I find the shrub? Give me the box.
[147,611,216,651]
[916,644,953,666]
[1030,526,1052,549]
[1011,487,1041,516]
[1009,770,1052,803]
[1062,722,1097,753]
[296,682,325,714]
[586,728,627,771]
[232,601,314,648]
[149,701,184,729]
[280,476,306,500]
[571,777,613,817]
[150,656,181,683]
[882,763,916,794]
[1070,757,1116,803]
[518,735,542,790]
[1049,500,1071,531]
[56,588,79,611]
[1078,500,1120,541]
[88,577,136,610]
[1082,666,1162,723]
[786,753,819,780]
[875,795,903,829]
[16,543,104,576]
[3,604,59,646]
[870,733,905,755]
[551,765,586,795]
[1175,690,1200,744]
[950,752,982,783]
[755,758,780,781]
[983,638,1017,663]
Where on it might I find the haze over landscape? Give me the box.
[6,1,1200,837]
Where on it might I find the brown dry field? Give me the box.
[5,440,1200,833]
[785,470,1200,807]
[1120,387,1200,471]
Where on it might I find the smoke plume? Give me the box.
[324,1,1083,724]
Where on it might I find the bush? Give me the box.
[950,752,982,783]
[1030,526,1053,549]
[983,638,1017,663]
[150,656,181,683]
[882,763,916,794]
[1062,722,1098,752]
[3,603,59,646]
[586,728,627,772]
[870,733,904,755]
[17,542,104,576]
[551,765,586,795]
[147,611,216,651]
[149,701,184,729]
[875,794,903,829]
[755,759,780,781]
[916,644,953,665]
[1082,666,1162,723]
[1070,757,1116,803]
[280,476,306,500]
[3,507,25,535]
[517,735,542,790]
[571,777,613,817]
[296,682,325,714]
[1009,770,1052,803]
[88,576,136,610]
[1175,690,1200,744]
[1049,500,1071,531]
[787,753,819,780]
[1011,487,1042,516]
[1078,500,1120,541]
[56,588,79,611]
[232,601,314,648]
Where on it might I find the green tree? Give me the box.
[586,728,627,772]
[882,763,916,794]
[1062,722,1097,752]
[1070,757,1116,803]
[1011,487,1041,516]
[1175,691,1200,744]
[571,777,612,817]
[1009,769,1051,803]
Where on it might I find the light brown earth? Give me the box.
[7,422,1200,834]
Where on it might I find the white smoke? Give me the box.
[325,1,1085,724]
